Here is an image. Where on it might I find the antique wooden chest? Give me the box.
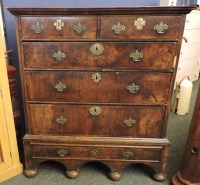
[9,6,194,181]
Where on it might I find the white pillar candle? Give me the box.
[177,79,193,115]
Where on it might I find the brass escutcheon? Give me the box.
[124,117,136,127]
[73,22,87,35]
[130,50,143,62]
[53,50,66,61]
[122,151,134,159]
[111,22,126,35]
[89,106,102,116]
[54,19,64,31]
[134,18,146,30]
[92,73,101,83]
[54,82,67,92]
[154,22,168,34]
[89,43,104,56]
[56,116,67,125]
[57,148,69,157]
[127,83,139,94]
[31,22,45,34]
[90,149,100,157]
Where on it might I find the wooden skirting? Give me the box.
[0,162,23,182]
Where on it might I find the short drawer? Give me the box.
[23,42,176,70]
[31,143,161,161]
[100,16,181,39]
[28,104,165,138]
[25,71,171,104]
[21,16,97,39]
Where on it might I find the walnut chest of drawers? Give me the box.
[9,6,195,181]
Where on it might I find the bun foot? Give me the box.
[66,170,80,179]
[153,172,167,182]
[24,169,39,178]
[108,172,122,181]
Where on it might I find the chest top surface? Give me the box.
[8,6,196,15]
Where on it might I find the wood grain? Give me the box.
[23,42,176,70]
[8,6,195,181]
[28,104,165,138]
[100,16,181,39]
[25,71,171,103]
[173,87,200,184]
[21,16,97,39]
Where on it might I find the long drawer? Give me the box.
[21,16,97,39]
[28,104,165,138]
[100,15,181,39]
[25,71,171,104]
[23,42,176,70]
[31,143,161,161]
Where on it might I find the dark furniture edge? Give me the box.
[7,6,197,15]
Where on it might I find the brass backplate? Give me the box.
[73,22,87,35]
[54,19,64,31]
[89,43,104,56]
[89,106,102,116]
[31,22,45,34]
[154,22,168,34]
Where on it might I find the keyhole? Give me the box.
[94,108,97,112]
[96,47,98,51]
[95,75,98,80]
[191,147,198,154]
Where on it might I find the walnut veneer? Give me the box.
[8,6,195,181]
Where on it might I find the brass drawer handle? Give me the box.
[89,106,102,116]
[134,18,146,30]
[130,50,143,62]
[54,19,64,31]
[57,148,69,157]
[92,73,101,83]
[73,22,87,35]
[127,83,139,94]
[90,43,104,56]
[90,149,100,157]
[31,22,45,34]
[111,22,126,35]
[154,22,168,34]
[122,151,134,159]
[56,116,68,125]
[53,50,66,61]
[54,82,67,92]
[124,117,136,127]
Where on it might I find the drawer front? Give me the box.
[28,104,165,138]
[100,16,181,39]
[31,144,161,161]
[25,71,171,104]
[23,42,176,70]
[21,16,97,39]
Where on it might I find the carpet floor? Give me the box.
[1,79,199,185]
